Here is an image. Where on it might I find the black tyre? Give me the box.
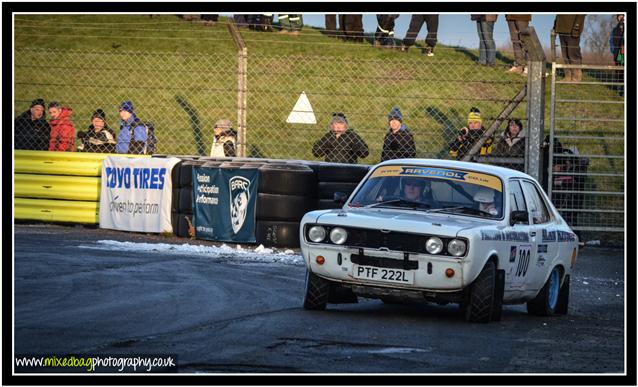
[219,161,245,169]
[317,182,359,200]
[555,275,570,315]
[492,269,505,322]
[527,266,562,316]
[258,163,317,196]
[171,187,180,212]
[310,162,370,183]
[463,260,496,323]
[315,198,343,210]
[171,160,182,188]
[255,221,300,248]
[175,213,193,238]
[178,160,204,188]
[179,186,193,214]
[256,193,315,221]
[202,161,223,168]
[303,270,330,310]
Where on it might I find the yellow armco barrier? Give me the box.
[14,198,99,224]
[14,150,149,176]
[14,174,101,201]
[14,150,150,224]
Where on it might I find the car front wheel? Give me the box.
[463,260,496,323]
[302,270,330,310]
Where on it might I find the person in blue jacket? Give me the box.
[116,100,148,154]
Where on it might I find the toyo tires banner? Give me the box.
[193,167,259,243]
[99,156,180,233]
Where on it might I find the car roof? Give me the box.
[376,158,533,181]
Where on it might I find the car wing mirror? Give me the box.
[510,210,529,226]
[333,192,347,204]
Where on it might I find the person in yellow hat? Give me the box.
[448,107,493,160]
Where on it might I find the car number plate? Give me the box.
[352,264,414,285]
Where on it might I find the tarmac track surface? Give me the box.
[13,224,626,374]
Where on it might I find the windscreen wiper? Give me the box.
[365,198,431,210]
[429,206,493,216]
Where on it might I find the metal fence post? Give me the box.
[228,20,248,157]
[521,26,546,183]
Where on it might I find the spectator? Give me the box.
[48,101,75,152]
[554,14,586,82]
[312,112,369,164]
[401,14,439,56]
[77,109,116,153]
[380,106,416,161]
[339,14,364,42]
[448,107,493,160]
[14,98,50,151]
[323,14,338,37]
[493,119,526,158]
[233,14,250,28]
[116,100,148,154]
[248,14,273,31]
[610,14,624,66]
[505,14,532,74]
[210,119,237,157]
[279,14,303,35]
[374,14,399,48]
[471,14,498,66]
[201,14,219,26]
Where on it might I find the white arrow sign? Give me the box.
[286,91,316,124]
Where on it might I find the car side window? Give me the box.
[521,181,551,224]
[508,180,527,213]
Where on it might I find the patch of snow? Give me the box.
[78,240,304,265]
[367,347,429,354]
[582,281,589,285]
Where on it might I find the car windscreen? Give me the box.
[349,165,504,219]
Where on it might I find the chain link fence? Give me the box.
[14,47,528,169]
[548,63,624,238]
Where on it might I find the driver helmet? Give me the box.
[473,188,498,215]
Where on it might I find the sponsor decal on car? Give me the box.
[369,165,502,192]
[509,246,517,262]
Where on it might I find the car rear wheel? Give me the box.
[463,260,496,323]
[302,270,330,310]
[527,266,561,316]
[555,275,570,315]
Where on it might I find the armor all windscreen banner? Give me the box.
[99,156,180,233]
[193,167,259,243]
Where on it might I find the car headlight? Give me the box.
[329,227,348,245]
[448,239,467,257]
[308,226,326,243]
[425,237,443,255]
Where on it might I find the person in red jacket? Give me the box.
[48,101,75,152]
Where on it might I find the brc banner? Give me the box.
[99,156,181,233]
[193,167,259,243]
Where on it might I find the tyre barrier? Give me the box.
[14,150,149,224]
[255,220,300,248]
[256,193,316,222]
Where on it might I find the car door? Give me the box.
[504,179,535,293]
[520,179,554,294]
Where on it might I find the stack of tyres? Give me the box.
[172,158,208,237]
[255,163,317,248]
[309,162,371,210]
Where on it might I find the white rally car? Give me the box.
[300,159,578,323]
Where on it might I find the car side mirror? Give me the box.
[510,210,529,226]
[333,192,347,204]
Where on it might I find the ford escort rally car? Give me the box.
[300,159,578,323]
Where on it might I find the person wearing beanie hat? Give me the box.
[14,98,50,150]
[116,100,149,154]
[77,108,116,153]
[448,107,493,160]
[312,112,369,164]
[47,101,76,152]
[381,106,416,162]
[210,119,237,157]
